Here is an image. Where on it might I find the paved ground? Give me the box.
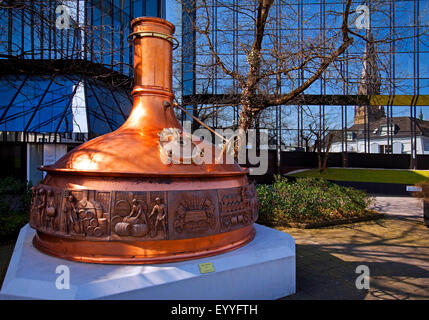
[281,196,429,300]
[370,195,423,220]
[1,197,428,299]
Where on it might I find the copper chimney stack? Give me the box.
[29,17,258,264]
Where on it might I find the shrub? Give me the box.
[0,177,32,242]
[256,175,375,226]
[255,184,274,225]
[412,180,429,201]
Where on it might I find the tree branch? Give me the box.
[268,0,353,106]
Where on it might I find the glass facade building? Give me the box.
[180,0,429,165]
[0,0,165,183]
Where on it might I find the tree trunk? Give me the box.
[321,152,329,173]
[238,86,257,130]
[239,104,254,130]
[320,134,334,173]
[315,139,323,173]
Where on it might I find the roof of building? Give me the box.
[329,116,429,143]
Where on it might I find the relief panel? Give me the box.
[168,189,219,240]
[110,191,168,240]
[30,183,257,241]
[218,184,257,232]
[30,186,62,233]
[60,190,110,239]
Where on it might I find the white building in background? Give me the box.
[329,116,429,155]
[329,30,429,155]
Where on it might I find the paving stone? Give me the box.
[278,196,429,300]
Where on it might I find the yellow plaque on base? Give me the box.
[198,262,215,274]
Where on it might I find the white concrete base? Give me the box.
[0,223,295,300]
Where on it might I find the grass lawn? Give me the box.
[288,168,429,184]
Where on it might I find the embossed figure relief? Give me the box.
[29,187,62,232]
[45,190,57,230]
[76,191,108,237]
[37,188,47,228]
[29,187,109,238]
[110,192,164,240]
[29,186,39,228]
[63,193,80,235]
[149,197,167,238]
[114,198,149,237]
[29,184,257,242]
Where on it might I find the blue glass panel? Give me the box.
[1,76,51,131]
[85,82,112,135]
[181,0,195,96]
[92,82,126,129]
[33,1,42,59]
[10,9,23,57]
[103,0,113,65]
[112,2,123,73]
[92,0,103,25]
[61,75,83,133]
[26,76,76,133]
[22,10,32,58]
[113,89,132,117]
[92,2,103,64]
[0,8,8,57]
[159,0,166,19]
[0,75,132,134]
[0,75,26,129]
[146,0,159,17]
[122,0,131,18]
[92,85,115,127]
[120,0,131,75]
[60,76,78,133]
[133,1,144,18]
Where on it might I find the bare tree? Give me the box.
[302,105,339,173]
[181,0,354,130]
[309,126,334,173]
[180,0,427,131]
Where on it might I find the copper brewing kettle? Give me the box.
[29,17,258,264]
